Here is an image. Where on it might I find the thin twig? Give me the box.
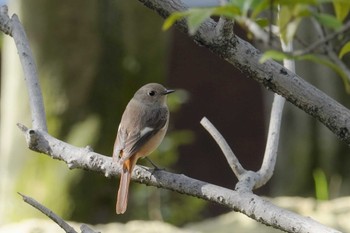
[256,15,296,188]
[18,193,78,233]
[256,94,285,188]
[293,20,350,56]
[200,117,246,178]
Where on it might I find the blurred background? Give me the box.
[1,0,350,227]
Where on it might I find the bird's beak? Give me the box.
[162,89,175,95]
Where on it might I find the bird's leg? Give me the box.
[145,157,164,171]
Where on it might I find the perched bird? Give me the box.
[113,83,174,214]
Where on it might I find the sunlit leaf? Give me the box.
[313,13,343,30]
[293,4,312,17]
[259,50,294,63]
[212,5,241,17]
[313,169,329,200]
[339,41,350,59]
[187,8,214,35]
[162,12,188,31]
[333,0,350,22]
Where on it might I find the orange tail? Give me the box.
[116,158,136,214]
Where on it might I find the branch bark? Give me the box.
[137,0,350,145]
[17,124,340,233]
[0,6,47,131]
[200,117,246,178]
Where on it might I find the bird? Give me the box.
[112,83,174,214]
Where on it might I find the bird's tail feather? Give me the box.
[116,159,134,214]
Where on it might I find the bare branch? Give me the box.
[256,94,284,188]
[18,193,79,233]
[0,5,47,131]
[18,192,99,233]
[18,125,340,233]
[256,41,294,188]
[200,117,246,178]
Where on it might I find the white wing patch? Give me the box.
[140,127,154,137]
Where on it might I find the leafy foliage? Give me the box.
[163,0,350,92]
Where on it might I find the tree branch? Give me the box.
[137,0,350,145]
[18,193,98,233]
[0,5,47,131]
[200,117,246,178]
[255,41,293,188]
[17,124,340,233]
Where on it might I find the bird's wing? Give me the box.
[119,106,169,163]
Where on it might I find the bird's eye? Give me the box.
[148,91,156,96]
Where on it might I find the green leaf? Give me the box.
[313,13,343,30]
[339,41,350,59]
[293,4,312,17]
[298,54,350,93]
[333,0,350,22]
[255,18,269,28]
[259,50,294,63]
[251,0,270,19]
[261,51,350,92]
[187,8,214,35]
[212,5,241,18]
[163,5,240,35]
[162,12,188,31]
[313,169,329,200]
[278,6,293,44]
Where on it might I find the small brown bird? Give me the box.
[113,83,174,214]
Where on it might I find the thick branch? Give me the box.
[137,0,350,145]
[18,125,340,233]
